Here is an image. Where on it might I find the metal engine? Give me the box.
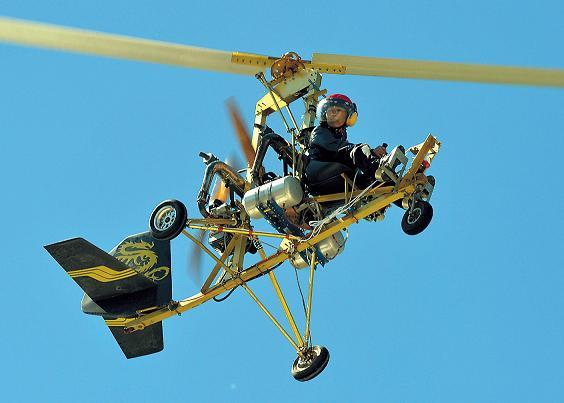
[208,229,233,254]
[205,200,257,255]
[287,231,347,270]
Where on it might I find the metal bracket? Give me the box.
[374,145,408,183]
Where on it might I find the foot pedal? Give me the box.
[374,145,408,183]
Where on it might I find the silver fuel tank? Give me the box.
[242,176,303,219]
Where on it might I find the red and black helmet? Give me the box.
[317,94,358,127]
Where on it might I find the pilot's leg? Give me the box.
[349,144,380,176]
[333,144,381,188]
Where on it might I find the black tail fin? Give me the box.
[45,231,173,359]
[104,318,164,359]
[106,231,172,313]
[45,231,172,317]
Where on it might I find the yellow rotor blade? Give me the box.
[0,16,268,75]
[311,53,564,88]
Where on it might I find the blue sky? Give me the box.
[1,1,563,402]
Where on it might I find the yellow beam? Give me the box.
[240,283,303,355]
[255,69,319,116]
[230,52,276,68]
[304,250,316,343]
[305,62,346,74]
[312,183,393,203]
[123,188,410,333]
[268,270,305,348]
[312,53,564,88]
[200,237,238,293]
[399,134,439,187]
[182,230,233,275]
[186,218,238,226]
[231,234,249,272]
[186,223,302,241]
[256,247,304,347]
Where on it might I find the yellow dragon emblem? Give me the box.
[114,240,170,282]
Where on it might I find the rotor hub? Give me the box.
[271,52,306,80]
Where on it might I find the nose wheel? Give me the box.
[291,345,330,382]
[401,200,433,235]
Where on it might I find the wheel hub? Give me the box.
[154,206,176,231]
[407,206,421,224]
[294,351,315,371]
[291,345,329,381]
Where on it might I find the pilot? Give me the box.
[305,93,387,190]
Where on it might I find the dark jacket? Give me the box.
[306,122,354,162]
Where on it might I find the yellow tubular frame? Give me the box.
[240,283,303,355]
[122,135,440,356]
[304,250,316,343]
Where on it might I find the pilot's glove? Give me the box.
[372,143,388,158]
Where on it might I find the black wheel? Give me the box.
[401,200,433,235]
[149,199,187,240]
[291,345,330,382]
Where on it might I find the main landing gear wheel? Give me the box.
[291,345,330,382]
[401,200,433,235]
[150,199,187,240]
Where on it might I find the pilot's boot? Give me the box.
[374,145,407,183]
[350,144,377,167]
[348,144,381,182]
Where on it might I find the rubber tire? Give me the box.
[401,200,433,235]
[291,346,330,382]
[149,199,187,241]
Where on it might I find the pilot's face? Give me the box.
[326,106,348,128]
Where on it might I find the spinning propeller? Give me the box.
[187,100,255,284]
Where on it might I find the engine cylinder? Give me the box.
[208,230,232,254]
[289,231,347,269]
[242,176,303,219]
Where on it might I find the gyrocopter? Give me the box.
[3,16,562,381]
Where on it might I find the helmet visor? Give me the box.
[317,97,354,121]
